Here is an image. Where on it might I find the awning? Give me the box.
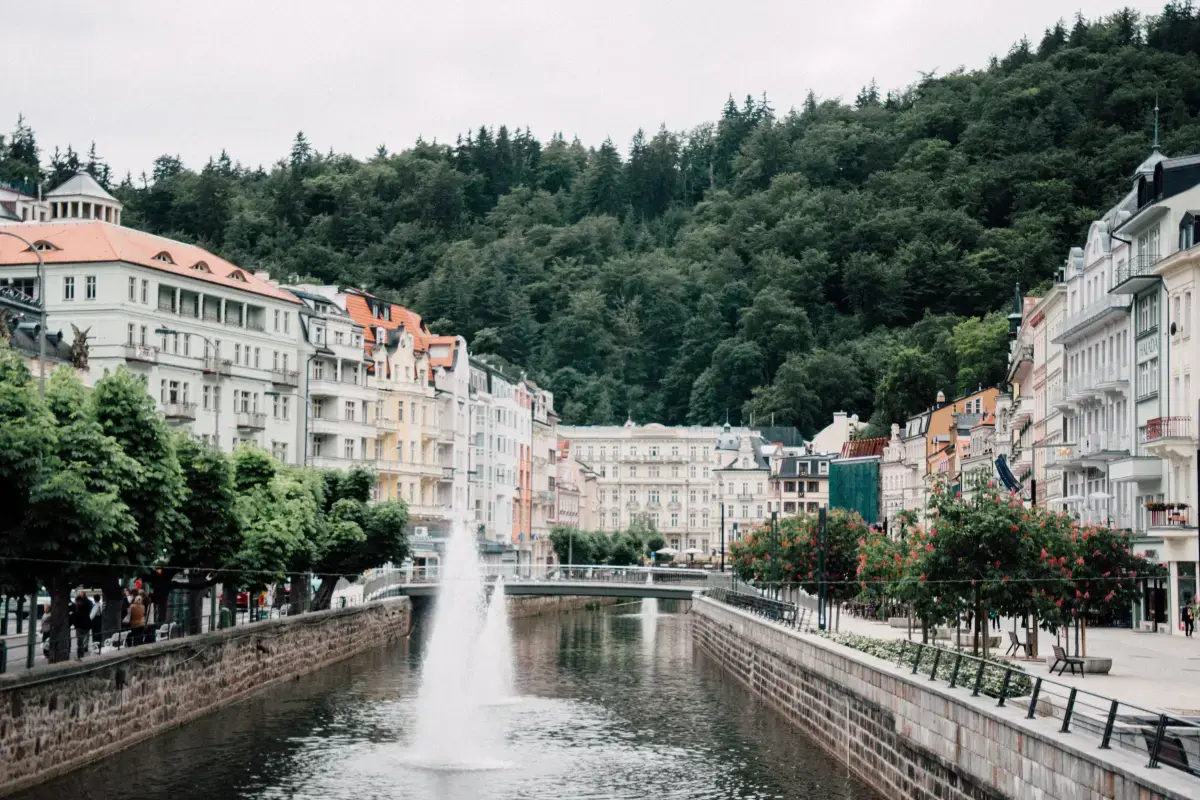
[995,455,1021,493]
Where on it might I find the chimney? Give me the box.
[935,390,946,409]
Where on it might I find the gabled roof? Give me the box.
[0,222,300,304]
[343,288,430,350]
[45,173,117,202]
[426,335,458,369]
[840,437,886,459]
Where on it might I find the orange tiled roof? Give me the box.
[343,288,430,349]
[839,437,887,459]
[0,221,300,304]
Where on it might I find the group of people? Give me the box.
[42,586,152,660]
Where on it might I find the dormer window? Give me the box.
[1154,163,1165,199]
[1181,212,1200,251]
[190,261,211,273]
[26,240,58,252]
[153,251,175,264]
[228,269,247,282]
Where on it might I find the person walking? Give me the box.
[128,594,146,647]
[89,593,104,651]
[69,593,93,659]
[1184,598,1195,638]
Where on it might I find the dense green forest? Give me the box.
[6,4,1200,434]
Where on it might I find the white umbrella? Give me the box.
[1059,495,1085,504]
[683,548,703,555]
[655,547,679,556]
[1088,491,1113,502]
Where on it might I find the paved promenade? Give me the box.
[833,611,1200,715]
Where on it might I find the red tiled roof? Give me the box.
[0,221,300,304]
[839,437,887,459]
[343,288,430,349]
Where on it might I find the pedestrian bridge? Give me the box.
[362,565,711,602]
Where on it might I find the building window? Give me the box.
[274,310,280,331]
[126,323,134,345]
[141,279,148,304]
[313,360,325,380]
[85,275,96,300]
[671,513,679,527]
[283,313,290,334]
[741,505,749,518]
[629,465,637,477]
[139,325,147,345]
[818,462,829,475]
[203,386,211,410]
[701,513,708,527]
[254,347,261,368]
[234,343,241,364]
[344,438,355,459]
[628,488,637,503]
[648,489,660,504]
[756,504,763,518]
[62,276,74,300]
[273,442,288,462]
[128,276,136,300]
[273,394,281,419]
[784,501,797,513]
[807,481,819,492]
[345,400,356,422]
[611,511,619,527]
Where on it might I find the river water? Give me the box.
[17,602,876,800]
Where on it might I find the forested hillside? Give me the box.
[6,5,1200,434]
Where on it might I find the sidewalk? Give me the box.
[832,612,1200,715]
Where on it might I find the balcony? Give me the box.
[1094,361,1130,393]
[1048,382,1071,412]
[536,490,555,504]
[123,344,159,364]
[271,368,299,387]
[202,356,232,376]
[163,402,196,421]
[1053,295,1131,344]
[1075,431,1130,460]
[439,466,455,482]
[1011,395,1034,425]
[1110,253,1163,295]
[1142,416,1195,458]
[735,493,755,502]
[1146,505,1197,538]
[247,319,266,332]
[235,411,267,430]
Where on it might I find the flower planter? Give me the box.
[955,633,1001,649]
[1078,656,1112,674]
[887,617,910,628]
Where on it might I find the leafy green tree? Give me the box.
[28,368,137,661]
[92,368,186,633]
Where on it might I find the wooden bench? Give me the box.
[1005,630,1029,657]
[1048,644,1085,677]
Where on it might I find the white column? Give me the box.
[1170,559,1181,635]
[219,298,226,325]
[175,287,182,316]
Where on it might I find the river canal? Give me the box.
[15,601,877,800]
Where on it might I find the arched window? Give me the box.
[227,270,247,282]
[153,251,175,264]
[26,240,59,252]
[190,261,211,273]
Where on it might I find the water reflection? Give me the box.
[16,603,875,800]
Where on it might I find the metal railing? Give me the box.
[1113,253,1163,289]
[0,590,368,675]
[892,639,1200,779]
[1144,416,1192,443]
[363,563,711,600]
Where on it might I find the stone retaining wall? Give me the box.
[692,597,1193,800]
[0,597,410,797]
[506,594,621,618]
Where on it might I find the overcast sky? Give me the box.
[1,1,1169,177]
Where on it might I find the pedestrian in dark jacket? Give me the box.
[90,594,104,650]
[69,594,93,659]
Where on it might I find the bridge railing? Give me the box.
[363,563,712,600]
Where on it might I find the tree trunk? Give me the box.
[1081,615,1088,658]
[149,571,176,626]
[221,581,238,627]
[46,577,72,663]
[289,574,311,616]
[1029,611,1038,660]
[14,595,24,634]
[314,579,337,611]
[973,585,982,657]
[185,587,207,636]
[101,577,123,644]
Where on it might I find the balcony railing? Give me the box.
[271,368,299,387]
[203,356,232,376]
[1113,253,1162,289]
[1148,507,1193,528]
[1095,361,1130,385]
[1056,296,1130,341]
[1143,416,1192,443]
[235,411,267,430]
[247,319,266,332]
[123,344,159,363]
[163,402,197,421]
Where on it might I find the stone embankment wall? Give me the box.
[506,595,620,618]
[692,597,1193,800]
[0,598,411,797]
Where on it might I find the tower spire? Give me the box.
[1153,94,1161,151]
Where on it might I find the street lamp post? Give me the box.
[1,229,47,670]
[157,328,221,449]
